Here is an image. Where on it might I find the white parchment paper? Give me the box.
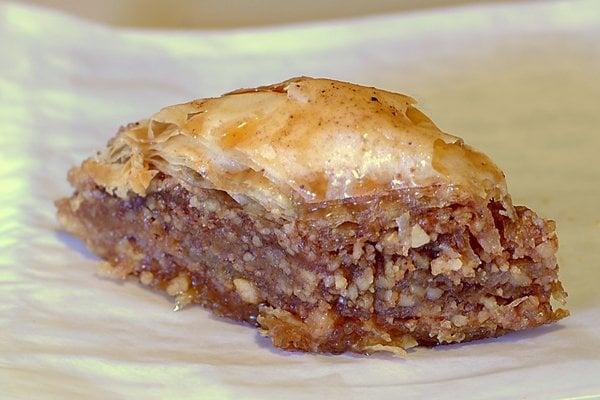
[1,1,599,399]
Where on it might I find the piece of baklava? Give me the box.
[56,77,568,355]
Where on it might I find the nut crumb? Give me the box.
[174,291,193,311]
[139,271,154,285]
[355,267,374,292]
[334,273,348,290]
[166,274,189,296]
[233,278,259,304]
[398,293,415,307]
[426,287,443,300]
[251,235,263,247]
[410,224,430,248]
[361,344,407,357]
[243,252,256,262]
[431,257,463,276]
[451,314,468,327]
[352,241,364,260]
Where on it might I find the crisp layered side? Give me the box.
[56,171,567,355]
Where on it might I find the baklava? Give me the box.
[56,77,568,355]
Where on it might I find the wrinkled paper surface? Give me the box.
[1,1,599,399]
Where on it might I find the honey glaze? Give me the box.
[349,177,385,197]
[432,139,506,201]
[89,77,510,211]
[298,172,329,201]
[183,110,206,137]
[220,117,263,149]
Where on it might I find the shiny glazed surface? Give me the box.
[81,77,508,215]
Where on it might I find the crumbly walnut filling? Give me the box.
[56,174,567,355]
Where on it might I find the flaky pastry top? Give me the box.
[79,77,509,216]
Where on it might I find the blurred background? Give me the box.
[15,0,514,28]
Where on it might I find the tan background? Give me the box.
[16,0,514,28]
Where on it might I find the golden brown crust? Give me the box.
[78,77,510,217]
